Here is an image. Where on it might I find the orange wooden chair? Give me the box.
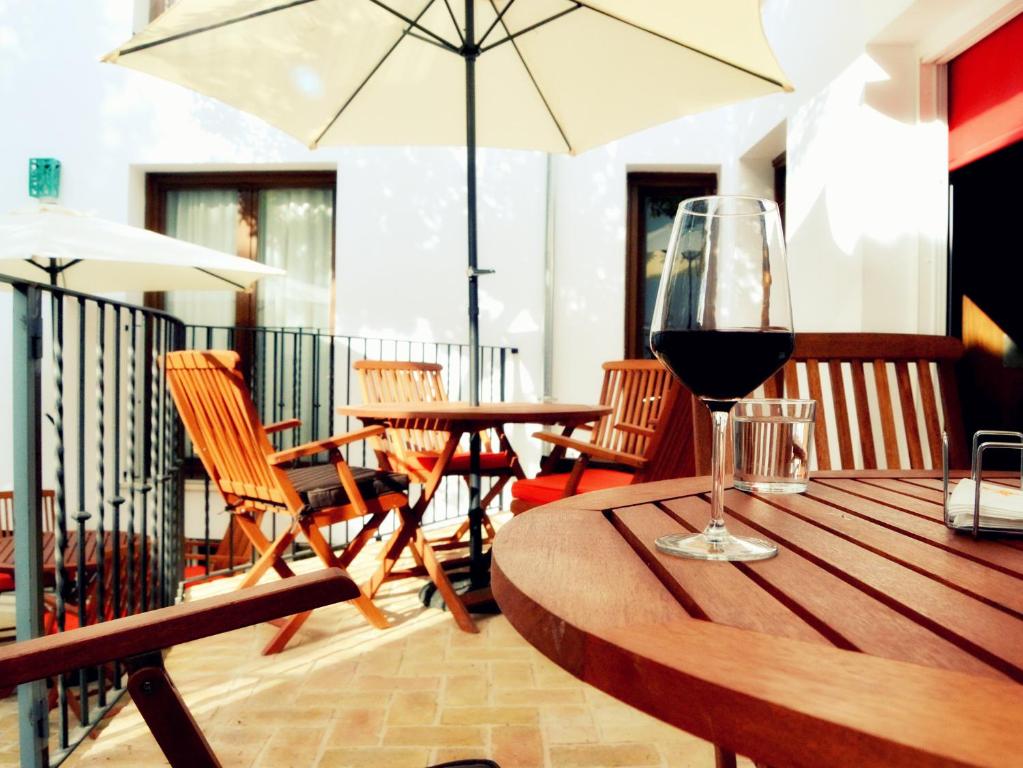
[511,361,679,512]
[354,360,525,539]
[164,350,411,654]
[0,490,56,604]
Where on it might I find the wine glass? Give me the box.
[650,196,793,561]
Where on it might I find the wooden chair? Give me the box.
[0,489,56,534]
[0,571,500,768]
[164,350,410,654]
[0,490,57,614]
[510,360,675,512]
[729,333,967,473]
[354,360,525,539]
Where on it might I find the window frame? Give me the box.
[144,170,338,331]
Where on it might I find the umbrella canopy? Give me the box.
[0,203,284,292]
[104,1,791,153]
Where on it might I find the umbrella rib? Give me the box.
[441,0,465,46]
[314,0,447,146]
[365,0,460,51]
[570,1,788,90]
[488,0,573,153]
[479,3,582,54]
[192,268,247,291]
[477,0,516,49]
[115,0,321,56]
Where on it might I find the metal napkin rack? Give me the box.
[943,430,1023,537]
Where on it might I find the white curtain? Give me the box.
[164,189,239,327]
[256,188,333,330]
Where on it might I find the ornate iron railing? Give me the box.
[4,276,185,766]
[3,283,518,766]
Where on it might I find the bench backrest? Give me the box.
[751,333,966,471]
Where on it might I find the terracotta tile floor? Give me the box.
[2,517,749,768]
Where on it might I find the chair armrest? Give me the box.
[531,432,646,468]
[615,421,655,438]
[0,569,358,689]
[267,425,386,465]
[265,418,302,434]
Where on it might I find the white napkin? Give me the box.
[949,478,1023,530]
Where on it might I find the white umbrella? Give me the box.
[0,202,284,292]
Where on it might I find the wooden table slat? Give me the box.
[662,497,1006,679]
[613,503,827,644]
[812,480,1023,577]
[723,490,1023,677]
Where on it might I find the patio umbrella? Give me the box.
[0,202,284,291]
[104,0,792,402]
[104,0,792,591]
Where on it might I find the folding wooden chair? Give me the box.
[354,360,525,541]
[164,350,410,654]
[511,360,675,512]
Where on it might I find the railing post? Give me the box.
[12,282,49,768]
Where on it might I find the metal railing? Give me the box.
[3,289,518,766]
[180,325,518,581]
[4,277,185,767]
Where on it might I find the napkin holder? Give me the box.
[942,430,1023,537]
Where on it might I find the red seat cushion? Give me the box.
[511,468,633,506]
[0,572,14,592]
[415,451,513,473]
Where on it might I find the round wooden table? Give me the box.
[492,470,1023,767]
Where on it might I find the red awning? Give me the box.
[949,12,1023,171]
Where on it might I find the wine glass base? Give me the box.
[655,532,778,562]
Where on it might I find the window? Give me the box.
[145,171,336,332]
[624,172,717,358]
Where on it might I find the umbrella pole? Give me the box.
[464,0,486,592]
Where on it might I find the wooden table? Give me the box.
[339,401,610,632]
[492,470,1023,767]
[0,531,132,577]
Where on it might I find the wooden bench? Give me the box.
[690,333,968,474]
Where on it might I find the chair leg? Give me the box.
[127,651,221,768]
[411,528,478,634]
[300,520,389,630]
[261,611,314,655]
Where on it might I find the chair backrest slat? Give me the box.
[743,333,966,472]
[594,360,673,460]
[0,490,56,535]
[354,360,452,457]
[164,351,298,510]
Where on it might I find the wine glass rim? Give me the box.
[679,195,780,218]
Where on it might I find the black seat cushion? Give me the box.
[285,463,408,510]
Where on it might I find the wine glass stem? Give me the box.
[707,408,730,542]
